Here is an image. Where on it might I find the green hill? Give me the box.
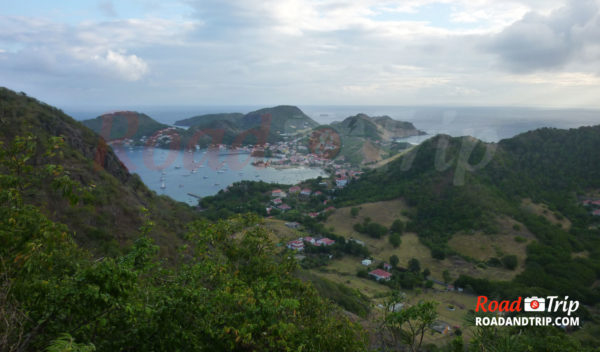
[336,128,600,304]
[82,111,170,142]
[175,112,244,127]
[327,114,424,164]
[0,89,196,257]
[176,106,319,145]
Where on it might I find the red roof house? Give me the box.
[369,269,392,281]
[316,238,335,246]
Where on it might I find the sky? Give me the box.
[1,0,600,108]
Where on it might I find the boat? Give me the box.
[214,183,220,186]
[161,182,166,189]
[203,176,209,179]
[217,170,225,174]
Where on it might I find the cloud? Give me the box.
[486,0,600,73]
[92,50,148,81]
[0,16,195,83]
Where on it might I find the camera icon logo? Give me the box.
[524,297,546,312]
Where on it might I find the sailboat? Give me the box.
[161,181,166,189]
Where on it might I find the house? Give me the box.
[593,209,600,216]
[389,303,404,312]
[314,191,323,196]
[325,206,336,212]
[318,182,328,187]
[300,188,312,196]
[383,263,393,271]
[289,186,301,194]
[308,212,320,218]
[266,207,272,215]
[278,204,292,211]
[272,198,283,205]
[316,238,335,246]
[431,321,451,335]
[286,240,304,251]
[271,189,286,198]
[369,269,392,281]
[349,238,365,246]
[285,222,300,229]
[302,236,316,244]
[361,259,372,266]
[335,178,348,187]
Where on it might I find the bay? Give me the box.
[115,146,327,205]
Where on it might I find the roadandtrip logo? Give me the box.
[474,296,580,327]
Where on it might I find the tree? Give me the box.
[422,268,430,279]
[383,293,438,352]
[350,207,360,218]
[502,255,518,270]
[390,255,399,268]
[443,270,452,284]
[390,219,404,234]
[408,258,420,273]
[389,233,401,247]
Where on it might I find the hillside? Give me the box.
[176,105,319,145]
[0,88,367,351]
[328,114,424,165]
[331,113,423,140]
[0,88,196,257]
[82,111,171,143]
[175,112,244,127]
[335,128,600,305]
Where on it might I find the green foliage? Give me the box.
[501,254,518,270]
[297,271,371,318]
[442,270,451,285]
[408,258,421,273]
[390,255,399,268]
[353,218,388,239]
[350,207,360,218]
[46,334,96,352]
[389,232,401,247]
[0,135,367,351]
[82,112,169,141]
[383,292,438,352]
[390,219,404,233]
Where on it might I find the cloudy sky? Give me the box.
[1,0,600,108]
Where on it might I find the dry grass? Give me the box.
[448,216,534,268]
[263,218,305,244]
[521,198,572,230]
[308,269,390,299]
[368,146,415,169]
[361,140,383,164]
[327,202,523,284]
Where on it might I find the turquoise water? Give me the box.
[115,146,327,205]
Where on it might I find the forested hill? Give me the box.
[82,111,170,141]
[0,88,196,256]
[336,126,600,304]
[176,105,319,145]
